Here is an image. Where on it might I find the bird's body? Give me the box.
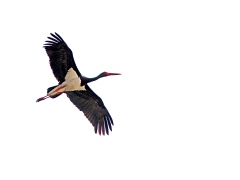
[47,68,85,97]
[36,33,120,135]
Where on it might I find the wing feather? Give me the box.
[66,85,114,135]
[43,32,81,83]
[50,33,62,41]
[47,37,59,42]
[104,118,109,135]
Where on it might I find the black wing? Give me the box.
[43,32,81,83]
[66,85,114,135]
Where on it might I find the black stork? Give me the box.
[36,33,120,135]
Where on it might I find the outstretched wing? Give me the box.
[66,85,114,135]
[43,32,81,83]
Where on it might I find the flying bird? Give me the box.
[36,33,120,135]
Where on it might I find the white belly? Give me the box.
[48,68,86,97]
[64,67,86,91]
[65,77,85,91]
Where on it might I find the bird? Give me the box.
[36,32,121,135]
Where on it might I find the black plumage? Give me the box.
[37,32,120,135]
[44,33,81,84]
[65,85,114,135]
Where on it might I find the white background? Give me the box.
[0,0,240,179]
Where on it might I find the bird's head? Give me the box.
[100,72,121,77]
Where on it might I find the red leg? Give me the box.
[47,85,66,97]
[36,95,49,102]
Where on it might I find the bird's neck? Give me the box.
[81,74,103,85]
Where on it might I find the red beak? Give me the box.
[108,73,121,75]
[105,72,121,76]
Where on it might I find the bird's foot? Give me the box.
[36,95,49,102]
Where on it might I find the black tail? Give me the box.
[47,85,62,99]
